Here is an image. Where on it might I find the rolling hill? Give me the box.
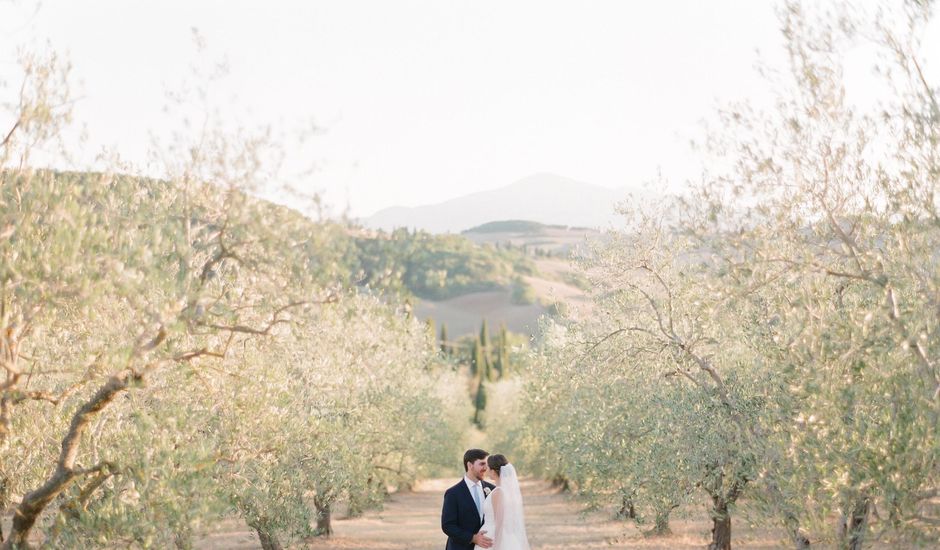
[410,220,599,337]
[362,173,630,233]
[47,171,597,339]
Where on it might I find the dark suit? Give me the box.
[441,477,496,550]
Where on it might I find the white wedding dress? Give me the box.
[480,464,530,550]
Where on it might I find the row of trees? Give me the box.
[469,321,513,426]
[431,319,512,376]
[510,2,939,549]
[0,52,469,548]
[431,318,518,427]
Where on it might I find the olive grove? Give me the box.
[0,50,469,549]
[512,2,939,549]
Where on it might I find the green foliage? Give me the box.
[561,271,591,291]
[515,234,774,539]
[492,323,510,380]
[471,339,485,379]
[212,296,467,545]
[545,300,568,318]
[349,229,535,300]
[0,53,472,548]
[473,377,487,428]
[479,319,490,354]
[515,4,940,547]
[462,220,547,234]
[440,323,449,355]
[510,277,537,305]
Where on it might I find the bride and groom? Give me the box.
[441,449,530,550]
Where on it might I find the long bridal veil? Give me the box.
[495,464,530,550]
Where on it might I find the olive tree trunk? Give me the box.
[250,522,283,550]
[650,509,673,536]
[707,497,732,550]
[315,497,333,536]
[784,514,811,549]
[0,475,8,543]
[1,370,140,550]
[616,494,636,520]
[838,496,869,550]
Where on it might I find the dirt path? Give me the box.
[197,478,783,549]
[304,478,631,550]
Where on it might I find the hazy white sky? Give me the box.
[0,1,935,217]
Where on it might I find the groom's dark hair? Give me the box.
[463,448,488,471]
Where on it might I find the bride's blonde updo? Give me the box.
[487,454,509,475]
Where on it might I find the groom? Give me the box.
[441,448,496,549]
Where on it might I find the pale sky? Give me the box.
[0,1,936,218]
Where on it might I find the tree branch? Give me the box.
[195,295,337,336]
[3,368,141,548]
[0,119,21,150]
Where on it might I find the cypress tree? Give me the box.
[498,323,510,377]
[439,323,449,355]
[479,319,491,379]
[471,339,484,379]
[493,349,503,381]
[426,317,436,342]
[473,376,487,427]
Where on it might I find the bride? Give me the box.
[481,454,530,550]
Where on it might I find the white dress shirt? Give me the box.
[464,474,484,519]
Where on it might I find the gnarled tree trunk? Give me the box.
[550,474,570,492]
[2,370,138,550]
[704,471,748,550]
[250,522,283,550]
[315,497,333,536]
[708,497,732,550]
[838,496,869,550]
[650,509,673,536]
[616,494,636,520]
[784,513,811,549]
[0,475,7,543]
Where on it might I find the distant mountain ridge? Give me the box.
[362,173,630,233]
[463,220,595,234]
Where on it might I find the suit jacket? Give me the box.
[441,477,496,550]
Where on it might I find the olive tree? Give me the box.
[523,2,939,548]
[208,296,468,549]
[526,211,780,549]
[678,1,940,546]
[0,51,336,546]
